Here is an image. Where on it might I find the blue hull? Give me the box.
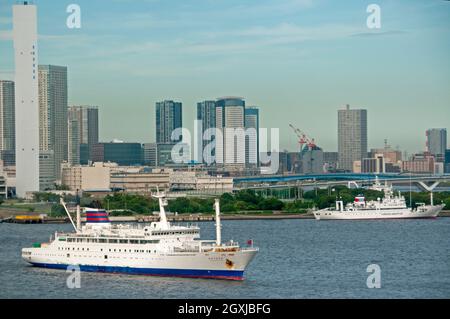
[30,262,245,281]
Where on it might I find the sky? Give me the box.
[0,0,449,154]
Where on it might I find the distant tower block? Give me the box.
[13,2,40,197]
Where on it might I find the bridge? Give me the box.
[166,174,450,200]
[232,173,450,201]
[234,173,450,185]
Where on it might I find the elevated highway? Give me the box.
[233,174,450,200]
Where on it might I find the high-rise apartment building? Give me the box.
[245,107,259,168]
[338,104,368,171]
[0,81,15,166]
[38,65,68,181]
[426,129,447,158]
[67,113,80,165]
[196,100,216,164]
[155,100,182,144]
[216,97,246,170]
[13,2,40,197]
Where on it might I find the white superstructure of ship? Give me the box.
[22,192,258,280]
[314,177,445,221]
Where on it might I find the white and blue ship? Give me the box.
[22,192,258,280]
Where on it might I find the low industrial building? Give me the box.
[110,168,171,194]
[61,162,115,192]
[169,171,233,193]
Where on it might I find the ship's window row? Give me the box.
[152,231,198,236]
[58,247,158,254]
[64,238,160,244]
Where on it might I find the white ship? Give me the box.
[22,193,258,280]
[314,178,445,221]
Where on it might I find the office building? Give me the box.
[80,144,89,165]
[38,65,68,181]
[362,154,385,174]
[274,151,302,174]
[445,149,450,174]
[0,81,15,166]
[353,160,362,174]
[402,153,435,174]
[39,150,55,191]
[170,171,233,193]
[0,174,7,199]
[245,107,259,167]
[300,146,324,174]
[277,151,290,175]
[91,142,143,166]
[338,104,368,172]
[68,106,99,164]
[156,143,174,167]
[143,143,157,167]
[370,141,402,164]
[323,151,339,173]
[61,162,113,192]
[156,142,190,167]
[156,100,182,144]
[111,168,170,194]
[434,162,444,175]
[426,129,447,157]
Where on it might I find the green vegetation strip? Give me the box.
[2,187,449,217]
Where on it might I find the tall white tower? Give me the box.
[13,2,40,197]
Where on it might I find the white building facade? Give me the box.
[216,97,246,171]
[13,2,40,197]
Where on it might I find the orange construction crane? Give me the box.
[289,124,317,151]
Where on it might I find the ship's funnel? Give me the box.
[85,208,111,227]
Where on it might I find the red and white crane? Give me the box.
[289,124,317,151]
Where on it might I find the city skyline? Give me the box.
[0,0,449,154]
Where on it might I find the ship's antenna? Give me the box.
[214,199,222,246]
[409,173,412,208]
[76,189,81,232]
[153,186,169,229]
[60,198,77,232]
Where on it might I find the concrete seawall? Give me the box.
[3,211,449,224]
[102,210,450,223]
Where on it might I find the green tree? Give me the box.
[258,197,284,210]
[50,204,66,217]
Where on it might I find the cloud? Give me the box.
[196,23,364,51]
[0,31,88,42]
[351,30,407,38]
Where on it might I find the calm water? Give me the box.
[1,218,449,299]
